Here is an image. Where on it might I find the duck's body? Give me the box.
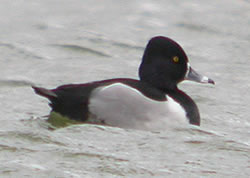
[33,78,193,129]
[33,36,214,130]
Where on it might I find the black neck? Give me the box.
[163,88,200,126]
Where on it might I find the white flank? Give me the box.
[88,83,188,130]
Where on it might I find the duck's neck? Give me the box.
[162,87,200,126]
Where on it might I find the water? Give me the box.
[1,0,250,177]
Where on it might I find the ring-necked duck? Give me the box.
[33,36,214,130]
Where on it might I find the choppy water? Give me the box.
[1,0,250,177]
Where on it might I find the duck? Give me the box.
[32,36,214,130]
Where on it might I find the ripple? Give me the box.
[0,143,35,152]
[63,151,129,162]
[176,22,218,34]
[88,37,143,50]
[52,44,111,57]
[0,42,45,60]
[111,41,143,51]
[0,79,34,87]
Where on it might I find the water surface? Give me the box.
[0,0,250,177]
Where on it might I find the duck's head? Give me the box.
[139,36,214,90]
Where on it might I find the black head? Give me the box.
[139,36,189,90]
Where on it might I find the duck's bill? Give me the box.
[185,66,215,85]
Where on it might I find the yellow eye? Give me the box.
[172,56,179,63]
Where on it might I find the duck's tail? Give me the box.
[32,86,57,100]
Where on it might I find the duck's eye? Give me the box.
[172,56,179,63]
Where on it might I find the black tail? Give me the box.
[32,85,89,121]
[32,86,57,100]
